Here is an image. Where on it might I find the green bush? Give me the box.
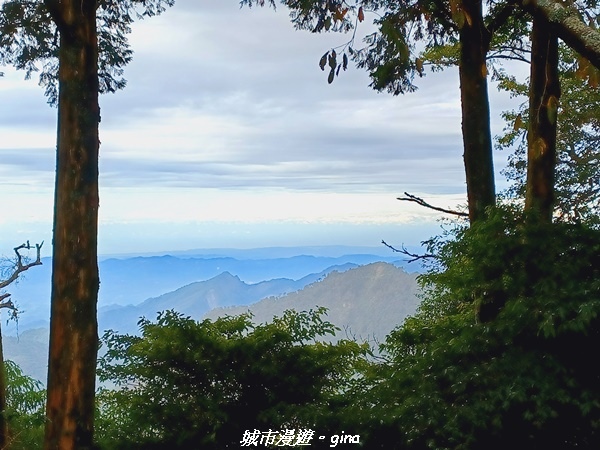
[354,207,600,449]
[4,360,46,450]
[96,308,368,449]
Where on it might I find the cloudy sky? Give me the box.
[0,0,525,256]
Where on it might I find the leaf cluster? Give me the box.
[355,206,600,449]
[0,0,175,105]
[96,308,368,449]
[3,360,46,450]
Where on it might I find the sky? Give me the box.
[0,0,527,256]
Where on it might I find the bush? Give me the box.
[4,360,46,450]
[96,308,368,449]
[355,207,600,449]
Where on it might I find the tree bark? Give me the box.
[459,0,496,223]
[525,0,600,70]
[525,18,560,222]
[43,1,100,449]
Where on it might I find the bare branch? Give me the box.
[0,298,15,311]
[381,240,436,262]
[0,241,44,290]
[397,192,469,217]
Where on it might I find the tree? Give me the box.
[241,0,600,224]
[0,1,174,448]
[499,45,600,225]
[96,308,367,449]
[0,241,43,450]
[350,207,600,449]
[42,5,102,448]
[523,0,600,69]
[3,360,46,450]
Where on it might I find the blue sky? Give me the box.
[0,0,526,256]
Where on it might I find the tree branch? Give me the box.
[0,298,15,311]
[397,192,469,217]
[523,0,600,70]
[0,241,44,290]
[381,240,436,262]
[486,3,518,38]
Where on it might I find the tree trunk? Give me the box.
[43,1,100,449]
[525,18,560,222]
[459,0,496,223]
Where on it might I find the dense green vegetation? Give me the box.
[3,361,45,450]
[95,308,367,449]
[2,0,600,448]
[357,208,600,448]
[3,208,599,448]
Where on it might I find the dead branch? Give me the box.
[0,241,44,290]
[381,240,436,262]
[0,299,15,311]
[398,192,469,217]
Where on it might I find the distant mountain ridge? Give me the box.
[5,250,411,334]
[205,262,421,343]
[97,263,358,335]
[4,261,421,383]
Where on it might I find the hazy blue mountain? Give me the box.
[106,245,407,259]
[4,327,49,384]
[205,262,421,344]
[97,264,357,335]
[4,248,410,334]
[3,260,421,383]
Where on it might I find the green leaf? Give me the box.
[319,52,328,71]
[328,50,337,70]
[328,67,335,83]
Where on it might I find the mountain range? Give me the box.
[205,262,421,344]
[5,246,413,333]
[2,247,423,383]
[4,261,421,383]
[96,263,358,335]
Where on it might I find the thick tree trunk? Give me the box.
[459,0,496,223]
[525,18,560,222]
[43,1,100,449]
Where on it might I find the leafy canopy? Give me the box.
[0,0,175,104]
[96,308,368,450]
[3,360,46,450]
[353,206,600,449]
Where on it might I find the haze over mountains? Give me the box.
[2,246,423,383]
[5,245,415,333]
[96,264,357,335]
[205,262,421,343]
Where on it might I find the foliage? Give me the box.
[353,206,600,449]
[497,45,600,226]
[96,308,368,450]
[94,209,600,449]
[3,360,45,450]
[0,0,175,104]
[242,0,535,93]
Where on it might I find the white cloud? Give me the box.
[0,0,519,253]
